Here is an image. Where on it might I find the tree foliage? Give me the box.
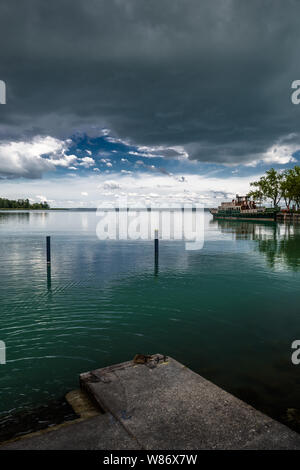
[0,198,50,210]
[249,166,300,210]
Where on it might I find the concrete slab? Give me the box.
[2,354,300,450]
[65,389,101,419]
[80,354,300,450]
[0,414,141,450]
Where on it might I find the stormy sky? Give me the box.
[1,0,300,207]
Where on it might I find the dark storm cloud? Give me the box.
[1,0,300,166]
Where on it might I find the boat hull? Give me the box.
[210,210,278,222]
[212,215,275,222]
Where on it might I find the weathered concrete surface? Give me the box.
[80,354,300,450]
[2,354,300,450]
[0,414,141,450]
[65,389,101,419]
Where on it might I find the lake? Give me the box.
[0,210,300,426]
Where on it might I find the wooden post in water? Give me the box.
[46,236,51,265]
[154,229,159,274]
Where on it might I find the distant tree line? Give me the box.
[248,166,300,210]
[0,198,50,210]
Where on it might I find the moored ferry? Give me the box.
[210,195,280,221]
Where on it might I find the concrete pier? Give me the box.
[2,354,300,450]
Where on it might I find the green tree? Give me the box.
[247,189,264,205]
[292,166,300,210]
[281,169,296,210]
[0,198,50,210]
[250,168,283,207]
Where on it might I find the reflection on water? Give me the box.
[255,225,300,272]
[0,212,30,224]
[0,211,50,230]
[1,211,300,431]
[211,218,300,271]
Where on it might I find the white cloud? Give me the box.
[79,156,95,168]
[51,154,78,167]
[0,135,75,178]
[104,135,131,145]
[246,135,299,167]
[99,158,113,167]
[0,171,261,208]
[134,145,189,160]
[261,144,298,165]
[36,194,48,202]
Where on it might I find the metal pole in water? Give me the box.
[154,229,159,274]
[47,265,52,292]
[46,236,51,265]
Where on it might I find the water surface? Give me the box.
[1,210,300,425]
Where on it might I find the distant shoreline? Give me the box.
[0,208,97,211]
[0,207,71,211]
[0,207,213,212]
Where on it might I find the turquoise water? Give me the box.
[1,210,300,422]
